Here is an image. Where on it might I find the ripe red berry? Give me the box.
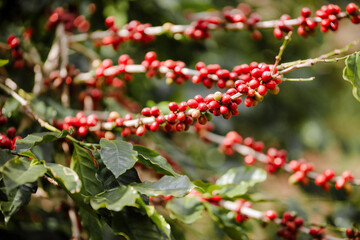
[168,102,178,112]
[105,16,115,27]
[141,107,151,117]
[323,169,335,180]
[273,28,283,39]
[78,126,88,136]
[335,177,346,189]
[167,112,177,123]
[156,115,166,124]
[346,227,355,238]
[6,127,16,139]
[150,122,159,131]
[264,209,277,220]
[0,116,7,126]
[301,7,311,18]
[244,155,256,165]
[150,106,160,117]
[145,51,157,62]
[315,174,326,186]
[208,100,220,110]
[187,99,198,109]
[346,3,358,15]
[136,126,145,136]
[249,79,260,89]
[178,101,188,112]
[176,122,185,132]
[1,137,12,149]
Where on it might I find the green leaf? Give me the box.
[216,166,266,187]
[0,149,15,166]
[343,51,360,102]
[99,139,137,178]
[17,151,38,161]
[78,207,103,240]
[131,175,194,197]
[0,182,37,223]
[203,202,249,240]
[45,163,81,194]
[218,182,249,198]
[137,199,171,238]
[2,98,20,118]
[89,185,139,211]
[112,208,169,240]
[166,196,204,224]
[1,158,46,192]
[134,145,178,177]
[15,131,69,153]
[0,59,9,67]
[72,143,102,196]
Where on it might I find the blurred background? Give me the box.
[1,0,360,239]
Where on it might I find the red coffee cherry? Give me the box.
[346,3,358,15]
[244,155,256,165]
[105,16,115,27]
[78,126,88,136]
[264,210,278,220]
[168,102,178,112]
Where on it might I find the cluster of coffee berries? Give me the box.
[193,62,233,89]
[95,56,133,84]
[104,89,243,137]
[335,170,354,190]
[288,159,314,185]
[0,111,21,150]
[346,227,360,240]
[264,147,287,173]
[273,14,293,39]
[46,7,90,32]
[162,60,190,85]
[308,227,325,239]
[234,62,280,107]
[346,3,360,24]
[102,18,154,49]
[60,112,99,137]
[90,52,281,108]
[276,212,304,240]
[220,131,243,156]
[222,4,262,39]
[233,199,252,223]
[220,131,265,157]
[314,169,335,190]
[44,65,80,87]
[105,111,135,137]
[141,51,161,78]
[223,3,250,23]
[184,17,220,40]
[7,35,24,69]
[0,127,21,150]
[315,4,341,32]
[297,7,317,37]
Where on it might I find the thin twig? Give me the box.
[272,31,292,76]
[203,130,360,185]
[220,200,343,240]
[68,12,348,43]
[0,79,94,148]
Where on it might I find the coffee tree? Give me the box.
[1,1,360,239]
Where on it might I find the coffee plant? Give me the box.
[1,0,360,239]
